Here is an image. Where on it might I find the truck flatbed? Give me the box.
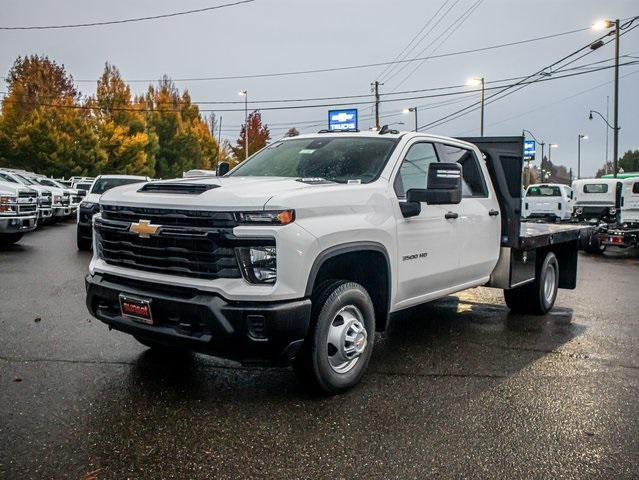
[519,222,592,250]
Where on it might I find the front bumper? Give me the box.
[85,273,312,364]
[53,205,71,217]
[600,229,639,248]
[38,207,53,219]
[0,215,37,233]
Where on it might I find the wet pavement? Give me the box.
[1,221,638,479]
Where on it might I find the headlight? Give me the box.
[81,201,95,209]
[235,210,295,225]
[0,195,17,213]
[236,246,277,284]
[53,195,61,203]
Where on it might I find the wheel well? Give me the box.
[537,240,579,289]
[308,249,390,331]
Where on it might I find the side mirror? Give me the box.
[407,162,462,205]
[217,162,230,176]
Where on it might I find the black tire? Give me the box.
[583,233,606,254]
[0,233,24,247]
[76,228,92,251]
[294,280,375,395]
[504,251,559,315]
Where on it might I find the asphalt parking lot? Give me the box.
[1,221,638,480]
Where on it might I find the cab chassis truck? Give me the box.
[85,134,590,394]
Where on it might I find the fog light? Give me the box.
[236,246,277,284]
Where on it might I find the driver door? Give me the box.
[393,141,462,309]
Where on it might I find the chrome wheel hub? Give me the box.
[326,305,368,374]
[544,264,556,304]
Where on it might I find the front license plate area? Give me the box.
[119,294,153,325]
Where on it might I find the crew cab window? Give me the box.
[393,142,438,198]
[441,145,488,197]
[633,182,639,194]
[584,184,608,194]
[527,185,561,197]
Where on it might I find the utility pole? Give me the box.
[480,77,485,137]
[217,116,223,168]
[613,18,620,178]
[239,90,248,160]
[371,81,383,130]
[605,95,610,173]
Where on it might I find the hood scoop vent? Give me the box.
[138,183,220,195]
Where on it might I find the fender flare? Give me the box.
[304,241,392,318]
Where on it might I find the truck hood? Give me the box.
[99,176,345,210]
[82,193,101,204]
[0,181,37,197]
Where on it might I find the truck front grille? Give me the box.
[19,204,37,214]
[95,218,251,280]
[101,205,237,228]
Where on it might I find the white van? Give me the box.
[620,177,639,225]
[523,183,574,221]
[571,178,621,223]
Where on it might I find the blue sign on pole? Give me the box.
[328,109,358,131]
[523,139,536,161]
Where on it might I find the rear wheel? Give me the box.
[504,251,559,315]
[583,233,606,254]
[294,280,375,395]
[76,228,91,251]
[0,233,24,247]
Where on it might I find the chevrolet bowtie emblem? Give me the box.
[129,219,160,238]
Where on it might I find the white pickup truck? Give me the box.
[0,181,38,246]
[523,183,574,221]
[85,133,589,394]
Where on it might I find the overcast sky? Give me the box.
[1,0,638,176]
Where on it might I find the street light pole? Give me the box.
[592,18,621,177]
[466,77,485,136]
[577,134,588,180]
[403,107,418,132]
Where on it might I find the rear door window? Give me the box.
[441,145,488,198]
[633,182,639,194]
[584,184,608,194]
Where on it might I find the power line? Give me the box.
[3,60,635,115]
[418,26,635,131]
[378,0,462,83]
[0,0,255,30]
[387,0,485,89]
[24,25,593,84]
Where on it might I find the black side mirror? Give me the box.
[406,162,462,206]
[217,162,230,176]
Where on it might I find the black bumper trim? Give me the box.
[85,273,311,364]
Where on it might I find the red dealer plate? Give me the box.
[119,294,153,325]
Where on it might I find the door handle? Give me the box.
[489,209,500,216]
[445,211,459,220]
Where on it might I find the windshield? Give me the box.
[527,185,561,197]
[37,178,64,189]
[90,177,145,194]
[14,173,36,185]
[0,172,19,183]
[76,183,91,191]
[228,137,398,183]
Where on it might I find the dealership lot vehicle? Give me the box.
[31,176,81,216]
[0,170,53,224]
[598,177,639,249]
[76,175,150,250]
[523,183,574,221]
[85,133,589,393]
[572,178,620,223]
[0,180,38,246]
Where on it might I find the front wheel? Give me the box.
[504,251,559,315]
[294,280,375,395]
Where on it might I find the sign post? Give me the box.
[328,109,358,131]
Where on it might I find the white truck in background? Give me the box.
[85,133,590,394]
[523,183,574,221]
[598,177,639,249]
[0,180,38,246]
[0,170,53,224]
[77,175,150,250]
